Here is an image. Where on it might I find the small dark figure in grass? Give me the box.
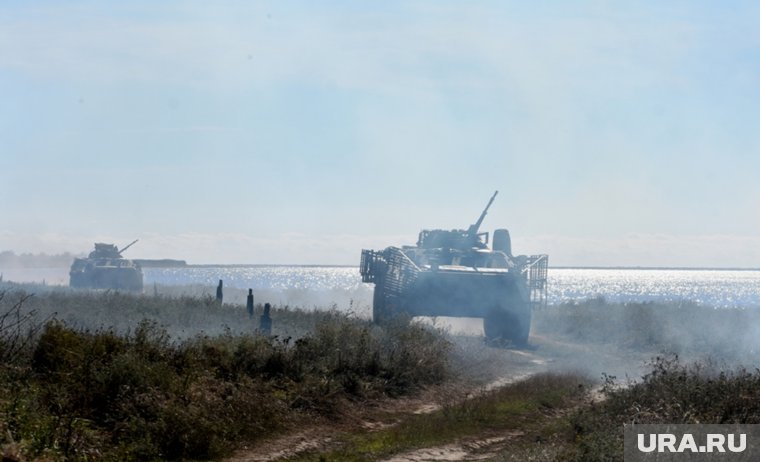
[246,288,254,318]
[260,302,272,335]
[216,279,223,305]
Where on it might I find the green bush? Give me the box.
[0,291,451,461]
[565,355,760,462]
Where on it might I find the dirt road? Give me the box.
[225,331,650,462]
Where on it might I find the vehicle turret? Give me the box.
[89,243,121,259]
[417,190,498,251]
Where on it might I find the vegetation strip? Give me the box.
[3,288,760,461]
[289,373,589,461]
[0,290,450,461]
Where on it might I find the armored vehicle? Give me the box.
[360,192,547,345]
[69,240,143,291]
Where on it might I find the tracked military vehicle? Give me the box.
[360,192,547,345]
[69,240,143,292]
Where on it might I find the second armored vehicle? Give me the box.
[360,192,547,345]
[69,240,143,292]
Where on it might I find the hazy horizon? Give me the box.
[3,2,760,267]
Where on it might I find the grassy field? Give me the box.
[0,288,449,461]
[560,354,760,462]
[289,372,590,461]
[287,358,760,462]
[2,285,760,461]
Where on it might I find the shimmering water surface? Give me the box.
[146,266,365,292]
[4,266,759,309]
[548,268,760,308]
[143,266,760,309]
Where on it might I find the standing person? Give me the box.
[246,289,254,318]
[260,303,272,335]
[216,279,223,305]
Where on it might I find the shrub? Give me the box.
[565,355,760,461]
[0,291,451,460]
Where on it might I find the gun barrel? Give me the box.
[468,190,498,235]
[119,239,139,254]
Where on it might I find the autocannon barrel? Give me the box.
[119,239,139,255]
[467,190,498,237]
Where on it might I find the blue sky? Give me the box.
[2,1,760,266]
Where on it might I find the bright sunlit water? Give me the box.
[548,268,760,308]
[146,266,365,291]
[144,266,760,309]
[4,266,760,309]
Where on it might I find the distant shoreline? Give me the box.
[133,259,188,268]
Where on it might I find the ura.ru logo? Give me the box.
[637,433,746,453]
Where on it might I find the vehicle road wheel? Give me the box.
[483,304,530,347]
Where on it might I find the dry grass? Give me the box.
[290,372,590,461]
[0,290,450,461]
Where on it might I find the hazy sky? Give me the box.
[2,1,760,266]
